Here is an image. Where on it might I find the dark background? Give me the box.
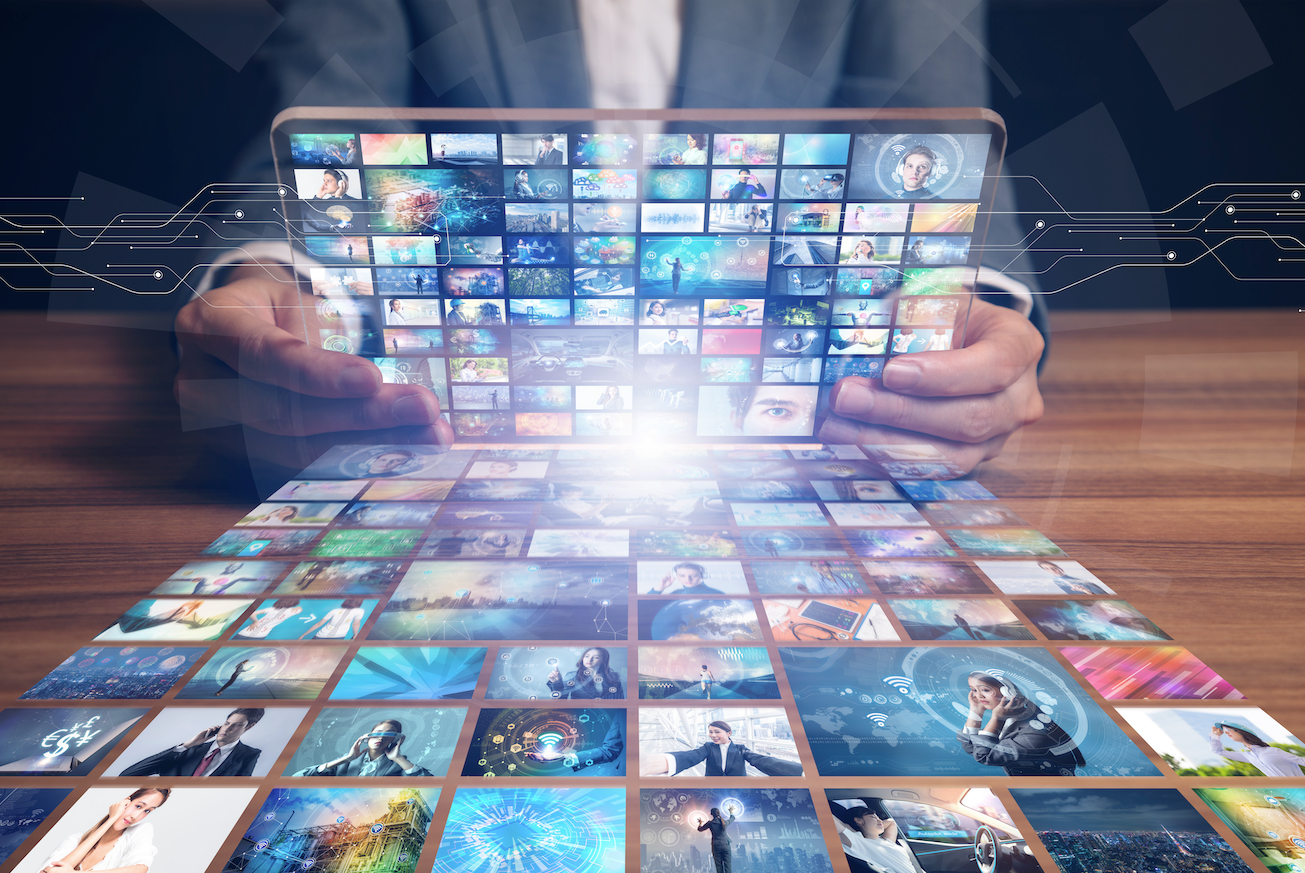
[3,0,1301,310]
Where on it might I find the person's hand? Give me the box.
[108,797,133,825]
[42,862,76,872]
[1211,725,1225,738]
[174,262,453,469]
[547,666,562,684]
[184,726,220,749]
[819,297,1044,476]
[383,734,407,762]
[526,747,564,762]
[653,572,675,593]
[967,688,987,716]
[640,755,670,776]
[346,735,369,760]
[989,695,1018,721]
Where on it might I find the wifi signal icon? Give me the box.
[883,675,913,694]
[536,730,565,748]
[866,713,889,727]
[986,670,1006,679]
[890,144,907,156]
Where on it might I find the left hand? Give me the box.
[989,696,1017,721]
[383,734,407,762]
[820,298,1044,475]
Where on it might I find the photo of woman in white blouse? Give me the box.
[40,788,168,872]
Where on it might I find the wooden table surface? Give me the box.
[1,309,1302,720]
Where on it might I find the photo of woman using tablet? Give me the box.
[40,788,169,872]
[546,647,624,700]
[956,671,1085,776]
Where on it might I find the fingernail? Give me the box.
[883,359,922,390]
[392,394,436,425]
[338,365,379,395]
[833,383,874,416]
[435,417,456,447]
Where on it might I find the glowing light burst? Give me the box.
[434,787,624,873]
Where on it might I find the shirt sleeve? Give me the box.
[958,723,1058,769]
[118,822,159,868]
[1209,735,1253,763]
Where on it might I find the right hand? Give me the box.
[184,726,219,748]
[547,667,562,684]
[967,688,987,714]
[174,263,453,468]
[346,735,369,759]
[108,797,133,825]
[654,572,674,593]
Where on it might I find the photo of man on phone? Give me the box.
[117,708,263,777]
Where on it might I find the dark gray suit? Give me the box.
[119,741,260,777]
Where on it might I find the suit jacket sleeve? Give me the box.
[739,745,804,777]
[214,744,261,777]
[668,743,712,775]
[118,745,195,777]
[571,717,625,771]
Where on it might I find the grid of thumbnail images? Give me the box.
[287,130,990,440]
[2,442,1301,873]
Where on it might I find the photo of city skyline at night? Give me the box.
[1011,789,1254,873]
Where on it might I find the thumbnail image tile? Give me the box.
[719,478,818,500]
[827,787,1044,873]
[237,502,347,526]
[751,559,870,595]
[290,133,357,166]
[830,298,893,327]
[94,599,252,642]
[152,560,283,596]
[849,133,990,201]
[104,705,307,778]
[431,787,624,873]
[436,501,535,527]
[309,529,423,558]
[923,502,1027,527]
[782,645,1159,777]
[827,502,929,527]
[174,646,346,700]
[712,133,781,165]
[711,166,776,199]
[226,787,439,873]
[975,559,1113,595]
[644,168,707,200]
[947,528,1065,557]
[466,707,627,778]
[811,479,905,501]
[862,560,990,596]
[371,560,629,641]
[1194,787,1305,873]
[638,599,762,641]
[232,598,376,641]
[764,597,899,642]
[896,294,963,326]
[1010,788,1253,873]
[527,527,628,558]
[1015,599,1171,642]
[283,706,466,778]
[887,598,1035,641]
[637,560,750,596]
[202,528,319,558]
[1062,646,1245,701]
[297,443,468,479]
[639,706,803,776]
[485,645,627,700]
[338,502,440,527]
[643,787,834,872]
[732,501,828,527]
[897,479,997,501]
[505,167,568,200]
[271,480,368,501]
[900,266,973,296]
[0,706,146,775]
[638,645,780,700]
[0,788,73,865]
[20,646,206,701]
[361,132,428,164]
[1117,707,1305,777]
[330,646,487,700]
[22,786,256,873]
[743,528,847,558]
[429,132,499,166]
[418,528,525,558]
[646,133,709,166]
[573,168,637,199]
[848,529,955,558]
[503,133,568,165]
[635,529,740,558]
[274,560,404,596]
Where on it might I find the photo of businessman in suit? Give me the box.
[118,708,263,777]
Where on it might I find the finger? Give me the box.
[823,379,1036,445]
[177,296,382,399]
[178,372,444,435]
[815,415,1006,474]
[200,420,454,471]
[863,300,1044,398]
